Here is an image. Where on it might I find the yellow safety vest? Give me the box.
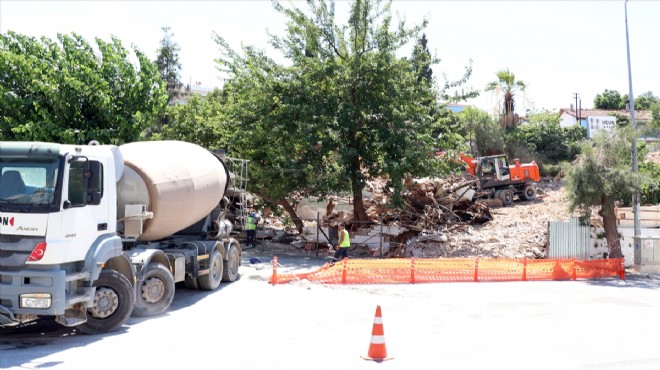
[246,216,257,230]
[339,229,350,248]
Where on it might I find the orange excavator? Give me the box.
[459,153,541,206]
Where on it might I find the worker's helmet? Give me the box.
[338,223,344,228]
[251,212,256,217]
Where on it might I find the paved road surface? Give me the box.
[2,246,660,370]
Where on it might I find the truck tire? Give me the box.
[222,246,240,282]
[77,270,134,335]
[499,190,514,206]
[198,250,223,291]
[132,263,175,317]
[523,184,537,201]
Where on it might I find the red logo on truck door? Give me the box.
[1,216,15,226]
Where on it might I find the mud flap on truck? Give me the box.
[0,306,19,326]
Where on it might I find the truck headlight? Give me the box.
[20,293,52,309]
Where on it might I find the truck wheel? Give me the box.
[198,250,223,291]
[132,263,175,317]
[499,190,514,206]
[77,270,134,335]
[222,246,240,282]
[523,185,537,201]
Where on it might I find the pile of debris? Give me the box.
[360,176,495,228]
[321,176,544,258]
[256,176,573,260]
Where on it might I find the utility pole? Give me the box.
[625,0,641,245]
[573,93,580,125]
[578,98,582,126]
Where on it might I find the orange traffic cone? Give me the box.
[361,305,393,361]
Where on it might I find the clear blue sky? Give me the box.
[1,0,658,114]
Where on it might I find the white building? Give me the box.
[559,108,651,131]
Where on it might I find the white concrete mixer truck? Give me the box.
[0,140,247,334]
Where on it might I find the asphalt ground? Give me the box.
[2,242,660,370]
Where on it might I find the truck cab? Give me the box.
[0,141,130,331]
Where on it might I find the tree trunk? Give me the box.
[599,195,623,258]
[277,197,304,234]
[349,156,368,224]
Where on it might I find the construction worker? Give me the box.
[245,211,258,247]
[332,223,350,262]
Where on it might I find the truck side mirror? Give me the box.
[85,161,103,205]
[87,161,102,190]
[86,191,102,205]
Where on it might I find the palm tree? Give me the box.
[485,69,526,129]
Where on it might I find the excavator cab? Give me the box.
[495,156,510,180]
[476,155,510,188]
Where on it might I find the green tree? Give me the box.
[411,33,433,86]
[215,0,473,224]
[639,161,660,205]
[565,127,642,259]
[651,103,660,128]
[154,90,229,149]
[214,38,344,231]
[155,27,183,104]
[458,106,504,156]
[594,89,625,110]
[410,33,436,119]
[410,33,477,153]
[0,31,167,144]
[485,68,526,129]
[633,91,659,110]
[507,110,585,165]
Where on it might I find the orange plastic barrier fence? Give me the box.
[268,257,625,285]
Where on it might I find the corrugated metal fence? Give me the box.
[549,218,590,259]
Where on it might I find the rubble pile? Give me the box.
[259,176,574,260]
[362,176,494,229]
[324,177,573,259]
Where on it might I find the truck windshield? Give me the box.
[0,158,60,206]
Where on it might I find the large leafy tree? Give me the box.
[485,68,526,129]
[458,106,504,156]
[155,27,183,104]
[216,0,471,224]
[0,31,166,144]
[566,127,644,259]
[410,33,476,149]
[633,91,659,110]
[412,33,433,87]
[594,90,658,111]
[154,90,229,149]
[594,89,625,110]
[214,39,343,231]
